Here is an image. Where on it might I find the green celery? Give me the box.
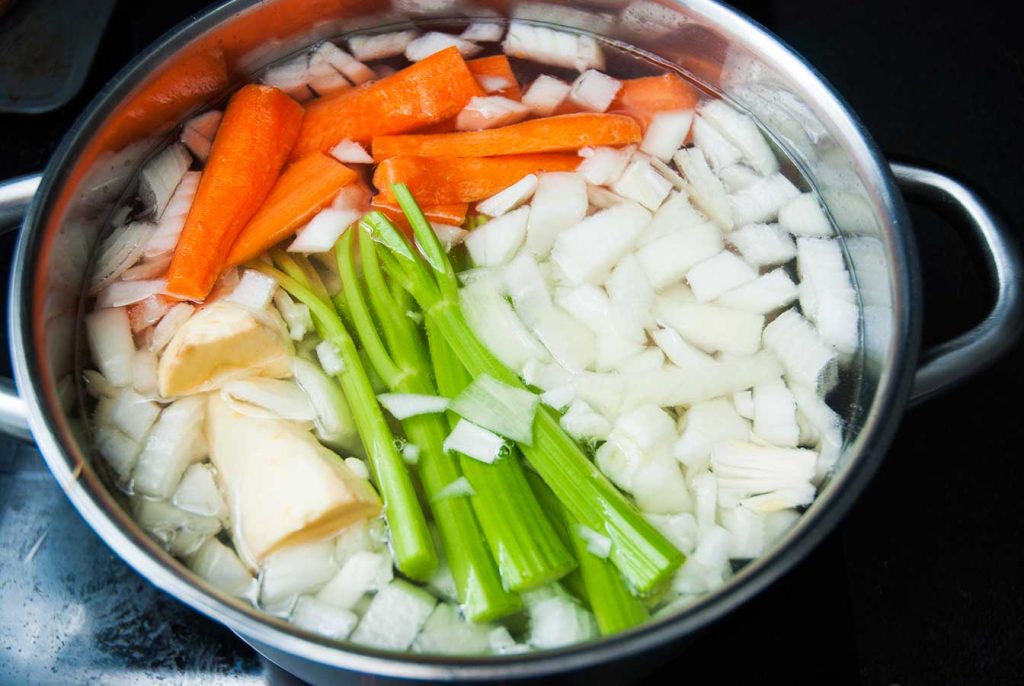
[365,187,684,594]
[249,262,437,582]
[426,317,576,592]
[337,230,521,621]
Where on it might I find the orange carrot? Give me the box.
[226,152,359,266]
[467,55,522,100]
[373,154,580,205]
[372,199,469,229]
[291,46,483,158]
[371,113,641,161]
[610,73,699,129]
[166,85,303,300]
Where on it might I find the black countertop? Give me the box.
[2,1,1021,684]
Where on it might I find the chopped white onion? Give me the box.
[456,95,530,131]
[405,32,481,62]
[460,21,505,42]
[674,147,734,230]
[132,350,159,396]
[329,139,373,164]
[349,30,419,60]
[292,357,360,454]
[718,164,763,193]
[95,425,142,481]
[350,580,437,651]
[91,221,157,293]
[752,378,800,448]
[692,114,742,170]
[460,274,550,370]
[476,174,538,218]
[674,398,751,471]
[796,237,858,354]
[729,173,801,226]
[778,192,833,237]
[652,326,716,369]
[315,341,345,376]
[686,250,758,302]
[551,201,650,284]
[122,255,171,281]
[172,463,228,520]
[149,302,194,354]
[96,279,168,309]
[443,419,505,464]
[653,299,764,355]
[274,290,313,341]
[611,158,673,211]
[762,309,838,393]
[262,53,314,101]
[307,43,353,97]
[288,208,360,254]
[527,593,597,650]
[698,100,778,176]
[711,440,817,510]
[522,74,572,116]
[476,73,515,94]
[577,144,633,186]
[377,393,450,420]
[222,378,316,422]
[715,268,799,314]
[559,399,611,441]
[525,172,587,258]
[180,110,222,163]
[291,596,358,640]
[227,269,277,310]
[260,540,339,608]
[636,190,708,247]
[450,373,538,444]
[190,537,256,599]
[86,307,135,387]
[727,222,796,267]
[429,222,468,252]
[503,21,604,72]
[321,43,375,85]
[412,603,493,655]
[577,525,612,558]
[606,253,655,343]
[433,476,477,502]
[640,110,695,161]
[143,171,200,259]
[100,388,161,442]
[568,69,621,112]
[132,395,207,498]
[139,143,192,219]
[317,550,393,610]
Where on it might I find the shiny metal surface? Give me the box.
[0,173,41,231]
[0,0,1014,682]
[890,162,1024,404]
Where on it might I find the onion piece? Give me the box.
[715,268,798,315]
[95,425,142,481]
[503,21,604,72]
[674,147,734,230]
[606,253,655,344]
[653,299,763,356]
[456,95,530,131]
[100,388,161,442]
[132,395,207,498]
[122,254,171,281]
[640,110,695,162]
[568,69,621,112]
[432,476,476,502]
[460,21,505,42]
[522,74,572,116]
[330,139,373,164]
[476,174,538,217]
[442,419,505,464]
[651,326,716,369]
[711,440,817,510]
[350,580,437,651]
[728,172,801,226]
[139,143,192,220]
[292,357,361,454]
[190,538,256,599]
[674,398,751,470]
[172,463,228,520]
[405,32,481,62]
[274,290,313,341]
[464,205,529,267]
[779,193,833,236]
[611,158,672,211]
[143,170,200,259]
[525,172,587,258]
[577,525,612,558]
[90,221,158,293]
[459,273,550,370]
[307,42,353,97]
[560,399,611,441]
[349,30,418,61]
[86,307,135,387]
[180,110,223,164]
[260,540,339,608]
[762,309,838,394]
[551,202,651,284]
[698,100,778,176]
[132,350,159,396]
[429,223,468,252]
[96,278,169,309]
[476,73,515,94]
[227,269,277,311]
[263,53,315,101]
[752,378,800,448]
[288,208,360,254]
[318,43,374,85]
[692,114,743,170]
[127,294,172,333]
[222,378,317,422]
[727,222,796,267]
[317,550,393,610]
[686,250,757,303]
[718,164,762,193]
[450,373,539,444]
[377,392,450,419]
[315,341,345,376]
[291,597,358,640]
[150,303,194,354]
[577,144,633,186]
[527,592,597,650]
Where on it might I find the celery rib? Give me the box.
[250,262,437,582]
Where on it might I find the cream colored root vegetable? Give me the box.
[157,302,291,397]
[206,394,382,568]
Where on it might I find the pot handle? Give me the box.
[891,162,1024,405]
[1,173,43,442]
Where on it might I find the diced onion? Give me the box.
[640,110,695,162]
[227,269,277,310]
[330,139,373,164]
[377,392,450,419]
[443,419,505,464]
[90,222,157,293]
[221,378,317,422]
[288,208,360,254]
[503,21,604,72]
[86,307,135,387]
[460,21,505,42]
[315,341,345,376]
[405,32,481,62]
[432,476,476,502]
[450,373,539,444]
[576,524,612,558]
[349,30,419,61]
[568,69,621,112]
[476,174,538,217]
[456,95,530,131]
[522,74,572,116]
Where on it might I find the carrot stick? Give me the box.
[371,113,640,161]
[166,85,303,300]
[226,152,359,266]
[373,154,579,205]
[467,55,522,100]
[610,73,699,129]
[372,199,469,229]
[291,46,483,158]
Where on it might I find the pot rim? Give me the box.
[8,0,921,680]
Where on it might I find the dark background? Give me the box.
[1,1,1021,684]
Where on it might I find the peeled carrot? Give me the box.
[291,46,483,158]
[373,199,469,229]
[227,152,359,266]
[371,113,641,161]
[373,154,579,205]
[610,73,699,129]
[166,85,303,300]
[467,55,522,100]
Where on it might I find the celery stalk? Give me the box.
[337,231,521,621]
[365,188,684,593]
[250,262,437,582]
[426,317,576,592]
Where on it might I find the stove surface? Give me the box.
[1,1,1020,685]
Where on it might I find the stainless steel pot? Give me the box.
[1,1,1021,682]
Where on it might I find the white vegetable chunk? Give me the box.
[291,596,358,640]
[86,307,135,387]
[139,143,191,220]
[289,208,361,253]
[715,269,799,315]
[606,253,655,343]
[762,309,839,394]
[172,463,228,520]
[349,30,418,61]
[674,147,734,230]
[577,145,633,186]
[461,21,505,42]
[460,274,550,370]
[652,326,716,369]
[262,53,314,101]
[350,579,437,651]
[653,299,764,355]
[526,172,588,257]
[587,184,628,210]
[503,22,604,72]
[551,202,650,284]
[405,32,481,62]
[522,75,572,116]
[144,171,200,259]
[560,399,611,441]
[733,390,755,419]
[465,205,529,266]
[641,110,695,161]
[95,279,169,309]
[95,425,142,481]
[451,373,539,444]
[686,250,758,302]
[443,419,505,464]
[790,384,844,481]
[149,303,194,354]
[568,69,621,112]
[132,350,159,396]
[711,440,817,510]
[698,100,778,176]
[190,538,256,599]
[260,540,339,607]
[317,550,393,610]
[316,341,345,376]
[132,496,220,556]
[727,223,796,267]
[527,593,597,650]
[320,44,374,85]
[330,139,373,164]
[180,110,222,163]
[658,351,783,406]
[796,237,859,354]
[691,471,718,538]
[718,164,763,193]
[611,158,673,211]
[729,172,800,226]
[692,114,743,170]
[132,395,207,499]
[227,269,277,310]
[103,388,161,442]
[720,505,765,559]
[778,192,833,236]
[674,398,751,471]
[307,43,353,97]
[476,174,538,217]
[377,393,449,420]
[456,95,531,131]
[412,603,492,655]
[752,378,800,448]
[637,191,709,247]
[554,283,610,333]
[645,512,698,554]
[577,525,612,558]
[221,378,317,422]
